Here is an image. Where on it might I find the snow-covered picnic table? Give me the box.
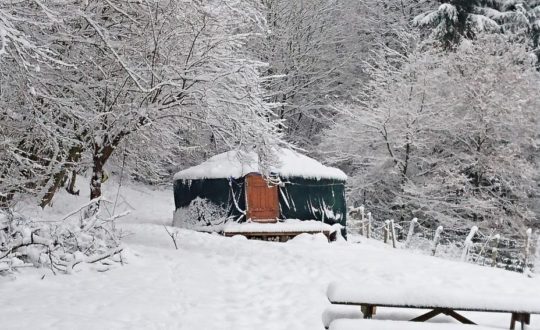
[327,281,540,330]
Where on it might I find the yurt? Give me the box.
[173,148,347,237]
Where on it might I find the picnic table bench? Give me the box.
[327,282,540,330]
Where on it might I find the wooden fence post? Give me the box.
[432,226,443,256]
[384,220,390,244]
[491,234,500,267]
[535,230,540,275]
[524,228,532,274]
[405,218,417,247]
[390,219,397,248]
[367,212,372,239]
[461,226,478,262]
[360,206,366,237]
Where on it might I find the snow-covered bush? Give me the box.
[173,198,230,230]
[0,200,123,275]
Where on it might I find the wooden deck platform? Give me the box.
[222,220,338,242]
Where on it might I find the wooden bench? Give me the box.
[327,282,540,330]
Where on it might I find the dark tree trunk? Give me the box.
[40,146,82,208]
[66,170,79,195]
[40,170,67,208]
[90,144,115,201]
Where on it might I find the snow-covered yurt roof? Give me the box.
[173,148,347,181]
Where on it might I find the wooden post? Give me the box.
[361,305,376,319]
[524,228,532,274]
[348,206,360,236]
[367,212,372,239]
[405,218,417,247]
[432,226,443,256]
[461,226,478,262]
[384,220,390,244]
[390,219,397,248]
[491,234,500,267]
[535,230,540,275]
[360,206,366,237]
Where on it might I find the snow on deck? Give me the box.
[327,281,540,313]
[223,219,337,233]
[173,148,347,181]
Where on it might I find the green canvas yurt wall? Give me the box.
[173,149,347,236]
[173,177,246,218]
[173,176,346,226]
[278,177,346,228]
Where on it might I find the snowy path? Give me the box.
[2,183,540,329]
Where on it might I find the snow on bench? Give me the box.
[327,282,540,329]
[328,319,497,330]
[327,282,540,314]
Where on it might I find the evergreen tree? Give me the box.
[414,0,500,48]
[416,0,540,58]
[478,0,540,60]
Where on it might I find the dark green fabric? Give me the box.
[173,178,246,218]
[173,175,347,237]
[278,177,347,236]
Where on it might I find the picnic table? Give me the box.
[327,282,540,330]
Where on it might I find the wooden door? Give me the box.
[245,174,279,222]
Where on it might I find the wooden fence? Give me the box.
[347,206,538,274]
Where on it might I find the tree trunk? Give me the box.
[90,155,105,201]
[66,170,79,195]
[40,170,67,208]
[40,146,82,208]
[90,145,115,201]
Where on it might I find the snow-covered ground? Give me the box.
[2,180,540,330]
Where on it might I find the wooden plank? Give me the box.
[510,313,530,330]
[444,309,476,324]
[410,308,444,322]
[223,229,336,242]
[361,305,376,319]
[224,230,331,237]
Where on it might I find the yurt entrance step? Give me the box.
[223,230,336,242]
[222,220,338,242]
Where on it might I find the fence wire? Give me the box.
[346,210,538,274]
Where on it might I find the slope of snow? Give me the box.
[2,181,540,330]
[173,148,347,181]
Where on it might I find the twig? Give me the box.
[164,226,179,250]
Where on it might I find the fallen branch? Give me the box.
[0,232,54,260]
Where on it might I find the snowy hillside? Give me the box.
[1,182,539,330]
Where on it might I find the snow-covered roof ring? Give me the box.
[173,148,347,181]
